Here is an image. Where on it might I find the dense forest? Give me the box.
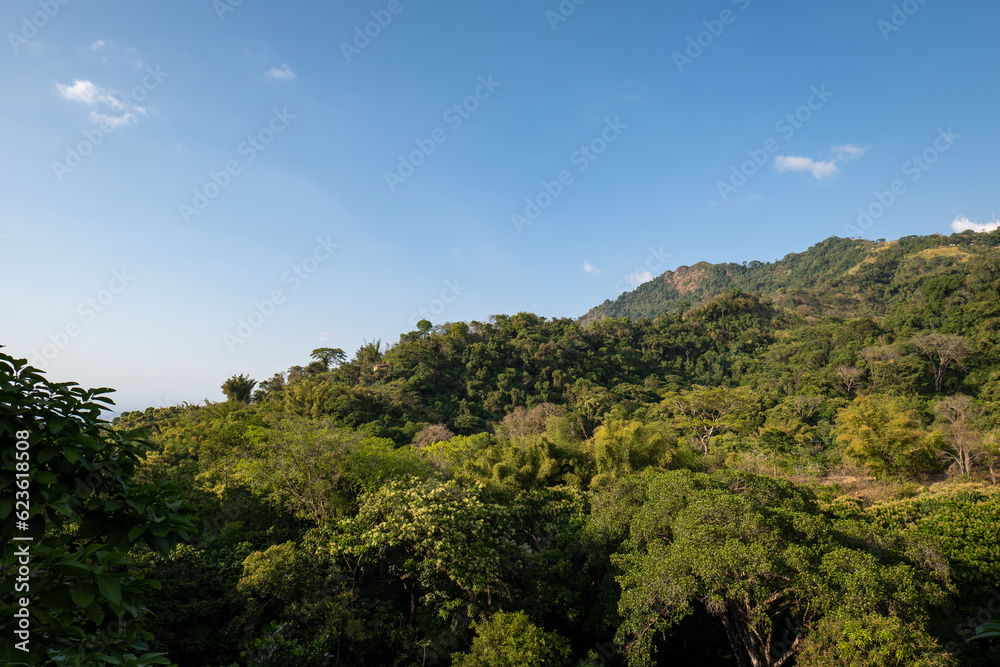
[4,230,1000,666]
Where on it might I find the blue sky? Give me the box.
[1,0,998,412]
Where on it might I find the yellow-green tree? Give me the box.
[834,395,938,479]
[452,611,570,667]
[587,415,673,487]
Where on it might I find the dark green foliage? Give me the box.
[0,350,195,665]
[594,470,951,667]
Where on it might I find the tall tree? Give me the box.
[355,340,383,366]
[933,395,983,476]
[858,344,899,390]
[663,386,757,456]
[221,373,257,403]
[309,347,346,371]
[835,365,864,394]
[910,333,971,392]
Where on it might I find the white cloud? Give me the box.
[832,144,865,160]
[266,64,297,81]
[951,215,1000,233]
[775,155,839,179]
[628,271,654,286]
[56,80,102,106]
[583,261,602,275]
[90,112,137,128]
[55,79,147,126]
[91,39,106,51]
[775,143,867,180]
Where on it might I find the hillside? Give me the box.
[581,231,1000,324]
[10,229,1000,666]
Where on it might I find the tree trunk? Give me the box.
[410,589,417,628]
[718,612,753,667]
[402,581,417,628]
[934,363,946,393]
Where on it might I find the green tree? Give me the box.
[334,480,516,628]
[595,469,950,667]
[834,395,937,479]
[355,340,383,366]
[797,611,956,667]
[0,350,195,665]
[222,373,257,403]
[587,415,673,486]
[451,610,571,667]
[663,386,757,456]
[310,347,347,371]
[212,418,429,523]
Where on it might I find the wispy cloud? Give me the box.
[583,261,602,275]
[775,143,867,180]
[91,39,106,51]
[951,215,1000,233]
[832,144,865,160]
[55,79,147,127]
[266,64,297,81]
[628,271,654,286]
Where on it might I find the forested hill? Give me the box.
[10,228,1000,666]
[581,230,1000,324]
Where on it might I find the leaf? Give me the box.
[96,574,122,605]
[126,499,146,514]
[70,583,96,608]
[152,535,171,555]
[58,560,92,575]
[33,470,58,484]
[85,600,103,623]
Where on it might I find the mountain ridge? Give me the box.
[581,231,999,325]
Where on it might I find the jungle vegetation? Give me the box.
[5,231,1000,666]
